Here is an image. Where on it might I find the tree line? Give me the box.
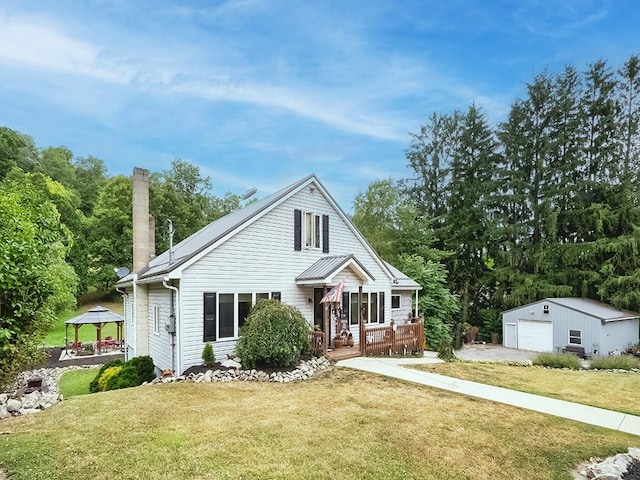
[0,134,245,385]
[353,54,640,344]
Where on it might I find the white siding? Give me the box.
[178,185,393,371]
[124,288,135,359]
[147,284,174,372]
[600,320,639,355]
[391,291,414,323]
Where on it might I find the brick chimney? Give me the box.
[133,167,151,273]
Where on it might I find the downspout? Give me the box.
[115,286,128,358]
[131,274,138,361]
[163,277,179,374]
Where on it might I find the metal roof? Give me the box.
[296,254,374,284]
[384,261,422,290]
[504,298,640,322]
[128,174,315,281]
[545,298,640,322]
[65,306,124,325]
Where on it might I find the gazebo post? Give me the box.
[74,325,80,355]
[65,324,69,357]
[96,323,102,354]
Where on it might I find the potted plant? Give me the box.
[333,335,343,348]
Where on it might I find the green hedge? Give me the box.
[590,355,640,370]
[90,355,156,393]
[532,352,582,370]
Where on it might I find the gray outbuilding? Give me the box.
[502,298,640,357]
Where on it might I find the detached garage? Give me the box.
[502,298,640,356]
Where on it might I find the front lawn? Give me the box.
[0,369,635,479]
[414,361,640,416]
[58,368,100,398]
[44,301,124,347]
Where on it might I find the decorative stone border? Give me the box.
[0,365,95,419]
[574,448,640,479]
[146,356,331,385]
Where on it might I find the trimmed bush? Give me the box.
[202,343,215,367]
[105,365,140,391]
[590,355,640,371]
[532,352,581,370]
[97,366,122,392]
[89,355,156,393]
[127,356,156,384]
[89,359,124,393]
[236,299,310,368]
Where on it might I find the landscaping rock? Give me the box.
[575,449,640,480]
[0,394,7,405]
[0,405,8,419]
[21,392,40,410]
[6,399,21,413]
[221,359,241,369]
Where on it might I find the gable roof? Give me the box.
[505,297,640,322]
[384,261,422,290]
[120,173,396,284]
[296,254,374,285]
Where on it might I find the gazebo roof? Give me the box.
[65,306,124,325]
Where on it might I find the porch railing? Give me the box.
[360,321,424,357]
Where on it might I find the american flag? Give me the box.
[320,277,346,304]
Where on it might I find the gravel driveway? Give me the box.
[455,343,538,362]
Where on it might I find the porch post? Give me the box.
[323,286,329,354]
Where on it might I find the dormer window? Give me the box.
[543,304,549,315]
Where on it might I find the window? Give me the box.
[569,329,582,345]
[350,293,359,325]
[543,304,550,315]
[294,209,329,252]
[257,292,269,300]
[391,294,401,310]
[219,294,234,339]
[271,292,281,301]
[153,306,160,334]
[370,293,378,323]
[238,293,252,329]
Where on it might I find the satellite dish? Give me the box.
[114,266,131,279]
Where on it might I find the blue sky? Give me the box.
[1,1,639,210]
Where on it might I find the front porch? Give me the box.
[310,321,424,359]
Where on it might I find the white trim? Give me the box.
[296,257,373,285]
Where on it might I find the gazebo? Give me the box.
[65,306,125,356]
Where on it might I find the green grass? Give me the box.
[0,369,634,479]
[58,368,99,398]
[44,301,124,347]
[415,361,640,416]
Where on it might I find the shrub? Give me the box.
[437,337,456,362]
[589,355,640,371]
[202,343,215,367]
[97,366,123,392]
[89,359,124,393]
[127,355,156,384]
[532,352,581,370]
[105,365,140,391]
[424,316,452,351]
[236,299,310,368]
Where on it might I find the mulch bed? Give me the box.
[36,347,125,369]
[183,353,316,377]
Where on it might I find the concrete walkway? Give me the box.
[336,354,640,436]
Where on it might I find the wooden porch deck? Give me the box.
[326,345,361,361]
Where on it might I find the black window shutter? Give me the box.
[379,292,385,324]
[203,293,217,341]
[294,209,302,251]
[322,215,329,253]
[342,291,349,320]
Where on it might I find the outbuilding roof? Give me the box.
[505,298,640,322]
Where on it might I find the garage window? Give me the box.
[568,329,582,345]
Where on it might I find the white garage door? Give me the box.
[518,319,553,352]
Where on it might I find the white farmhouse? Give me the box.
[117,168,421,374]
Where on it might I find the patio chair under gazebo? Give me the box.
[65,306,125,356]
